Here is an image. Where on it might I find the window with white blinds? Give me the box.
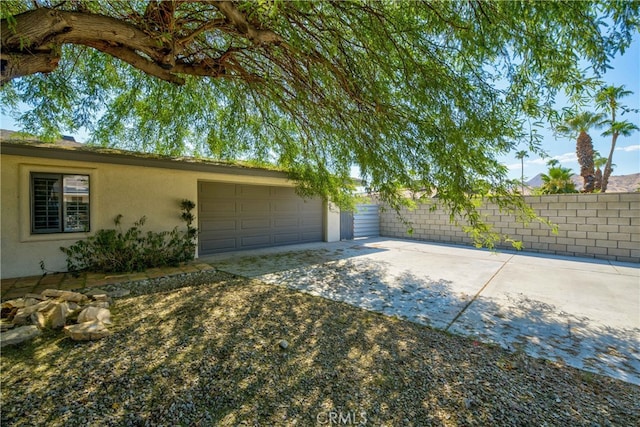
[31,173,90,234]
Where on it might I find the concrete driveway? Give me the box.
[200,237,640,385]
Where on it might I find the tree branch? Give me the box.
[1,51,59,83]
[176,19,227,49]
[213,1,283,45]
[1,7,180,84]
[82,41,185,85]
[1,5,286,85]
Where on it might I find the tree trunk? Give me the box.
[594,169,602,191]
[576,131,595,193]
[601,132,619,193]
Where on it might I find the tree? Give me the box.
[592,151,609,191]
[1,1,639,244]
[515,150,529,194]
[537,160,578,195]
[595,85,639,193]
[555,111,604,193]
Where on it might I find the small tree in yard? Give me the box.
[595,85,639,193]
[537,160,578,195]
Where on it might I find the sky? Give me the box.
[500,36,640,181]
[1,31,638,183]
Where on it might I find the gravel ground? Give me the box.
[1,271,639,426]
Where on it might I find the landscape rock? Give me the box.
[0,320,15,332]
[77,307,112,325]
[279,339,289,350]
[0,306,19,322]
[1,298,26,309]
[1,325,42,347]
[2,286,118,345]
[30,311,47,329]
[24,297,42,307]
[13,300,53,324]
[63,320,111,341]
[40,289,88,303]
[45,302,69,329]
[27,302,68,329]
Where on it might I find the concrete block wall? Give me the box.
[380,193,640,263]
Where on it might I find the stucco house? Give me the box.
[1,131,340,279]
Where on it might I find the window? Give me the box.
[31,173,90,234]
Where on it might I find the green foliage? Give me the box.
[555,111,605,137]
[60,200,197,274]
[553,86,637,194]
[535,166,578,195]
[2,1,639,245]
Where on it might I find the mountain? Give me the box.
[525,173,640,193]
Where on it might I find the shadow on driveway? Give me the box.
[205,239,640,385]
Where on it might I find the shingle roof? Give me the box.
[0,129,286,177]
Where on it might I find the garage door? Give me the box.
[198,182,323,255]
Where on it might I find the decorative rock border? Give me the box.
[0,269,223,347]
[1,289,114,346]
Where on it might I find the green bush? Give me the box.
[61,200,197,274]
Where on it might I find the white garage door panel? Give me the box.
[198,182,323,255]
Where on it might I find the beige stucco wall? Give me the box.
[2,153,338,278]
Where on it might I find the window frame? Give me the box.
[30,172,91,235]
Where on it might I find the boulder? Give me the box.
[30,311,47,329]
[24,297,42,307]
[63,321,111,341]
[45,302,69,329]
[1,325,42,347]
[13,300,53,324]
[0,319,15,332]
[40,289,88,303]
[23,293,47,307]
[27,301,69,329]
[77,307,112,325]
[1,298,26,309]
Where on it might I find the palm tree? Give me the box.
[539,165,578,194]
[515,150,529,194]
[595,85,639,192]
[593,151,609,191]
[546,158,560,168]
[556,111,604,193]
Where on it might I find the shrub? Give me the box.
[61,200,197,274]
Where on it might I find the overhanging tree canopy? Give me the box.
[1,1,638,244]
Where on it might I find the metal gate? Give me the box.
[353,204,380,238]
[340,211,354,240]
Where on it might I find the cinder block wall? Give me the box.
[380,193,640,263]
